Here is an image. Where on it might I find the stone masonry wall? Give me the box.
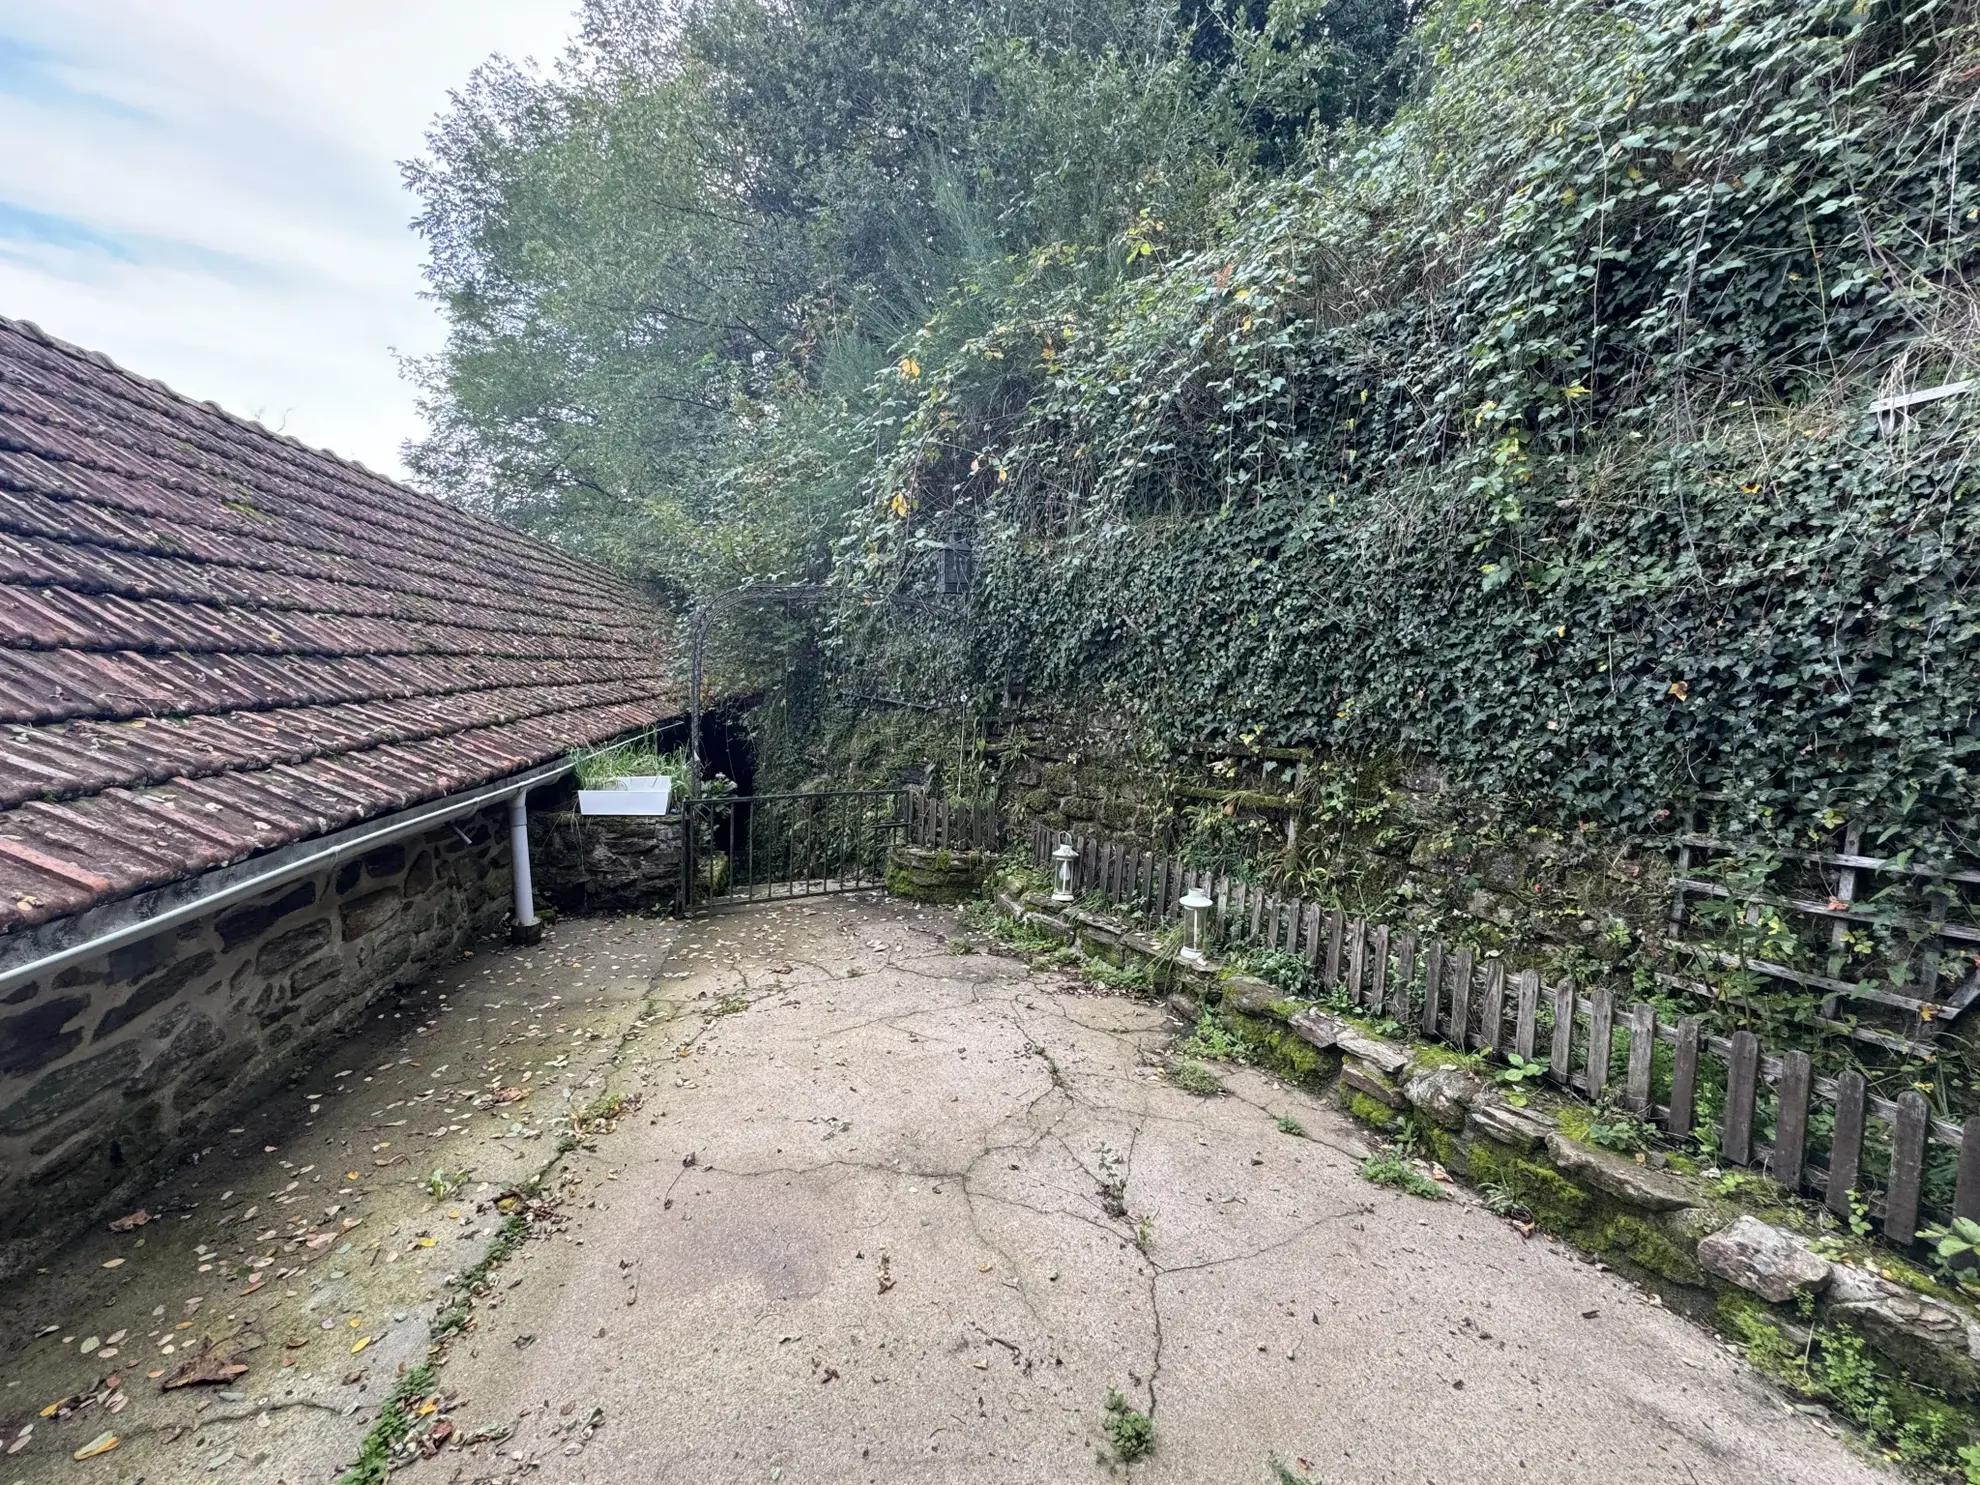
[531,811,684,916]
[988,705,1164,846]
[0,805,512,1279]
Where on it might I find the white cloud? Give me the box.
[0,1,581,479]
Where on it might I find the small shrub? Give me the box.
[1584,1093,1654,1154]
[1227,946,1315,998]
[1180,1011,1246,1061]
[1494,1053,1547,1106]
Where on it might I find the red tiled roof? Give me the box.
[0,315,676,933]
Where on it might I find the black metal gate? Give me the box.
[683,788,907,905]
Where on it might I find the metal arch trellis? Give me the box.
[685,582,838,805]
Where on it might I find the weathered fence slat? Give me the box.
[1301,902,1321,964]
[1368,926,1391,1017]
[1958,1116,1980,1224]
[1513,970,1540,1060]
[1393,933,1418,1028]
[1586,987,1615,1103]
[1668,1018,1700,1137]
[1773,1051,1812,1192]
[1549,982,1575,1084]
[1346,920,1368,1007]
[1450,949,1475,1050]
[1480,960,1507,1055]
[1324,910,1345,989]
[1625,1003,1656,1113]
[1826,1071,1867,1221]
[1722,1030,1760,1166]
[1887,1091,1931,1245]
[1421,942,1444,1038]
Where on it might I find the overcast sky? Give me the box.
[0,1,581,480]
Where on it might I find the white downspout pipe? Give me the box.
[509,789,541,945]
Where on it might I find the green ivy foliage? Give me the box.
[843,0,1980,854]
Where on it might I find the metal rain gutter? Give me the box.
[0,759,574,998]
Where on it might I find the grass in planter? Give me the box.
[571,742,683,788]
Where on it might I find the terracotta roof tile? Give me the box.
[0,316,676,933]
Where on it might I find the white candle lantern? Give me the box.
[1051,838,1079,902]
[1179,887,1213,962]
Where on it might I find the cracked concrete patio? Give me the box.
[2,892,1894,1484]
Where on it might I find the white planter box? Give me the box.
[577,775,673,816]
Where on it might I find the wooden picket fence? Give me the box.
[1029,823,1980,1246]
[906,790,999,852]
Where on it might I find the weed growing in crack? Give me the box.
[427,1166,472,1200]
[1103,1388,1155,1460]
[1360,1153,1442,1201]
[710,993,749,1016]
[337,1360,437,1485]
[432,1212,530,1338]
[1170,1058,1223,1095]
[1095,1145,1128,1217]
[1275,1114,1307,1138]
[1134,1213,1155,1254]
[946,936,975,954]
[1482,1178,1532,1220]
[1269,1456,1319,1485]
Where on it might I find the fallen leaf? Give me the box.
[159,1339,249,1390]
[352,1337,371,1354]
[72,1432,119,1460]
[108,1210,152,1233]
[100,1258,125,1269]
[491,1087,528,1105]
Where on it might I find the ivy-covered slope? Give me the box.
[845,0,1980,856]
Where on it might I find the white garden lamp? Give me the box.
[1051,838,1079,902]
[1179,887,1213,962]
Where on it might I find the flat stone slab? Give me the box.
[1695,1216,1831,1302]
[1334,1029,1412,1076]
[1289,1007,1345,1049]
[1547,1133,1699,1213]
[1222,974,1282,1015]
[1341,1063,1409,1110]
[1468,1100,1557,1151]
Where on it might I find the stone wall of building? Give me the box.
[0,805,512,1280]
[530,812,684,916]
